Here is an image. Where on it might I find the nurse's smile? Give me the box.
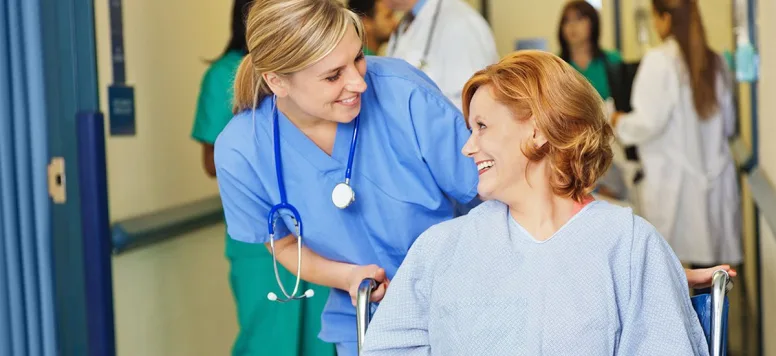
[336,94,360,107]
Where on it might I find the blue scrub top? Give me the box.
[214,56,479,344]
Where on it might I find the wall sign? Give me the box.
[108,0,136,136]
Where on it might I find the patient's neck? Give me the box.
[503,165,580,241]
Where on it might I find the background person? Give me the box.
[383,0,499,109]
[610,0,742,273]
[347,0,398,55]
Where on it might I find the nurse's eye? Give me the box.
[355,52,365,62]
[476,122,487,130]
[325,72,341,82]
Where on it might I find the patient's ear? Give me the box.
[532,123,548,149]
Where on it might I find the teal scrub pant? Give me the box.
[228,243,335,356]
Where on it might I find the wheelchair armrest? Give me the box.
[357,278,377,354]
[710,270,731,356]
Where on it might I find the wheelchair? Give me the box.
[355,269,732,356]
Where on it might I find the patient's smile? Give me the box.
[477,160,495,175]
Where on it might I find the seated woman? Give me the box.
[361,51,710,355]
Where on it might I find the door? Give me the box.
[40,0,115,355]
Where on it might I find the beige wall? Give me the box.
[95,0,227,222]
[488,0,573,56]
[486,0,615,57]
[761,219,776,356]
[93,0,238,355]
[756,0,776,353]
[485,0,731,60]
[111,224,237,356]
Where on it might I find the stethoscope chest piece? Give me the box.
[332,182,355,209]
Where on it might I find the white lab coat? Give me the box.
[385,0,498,110]
[616,38,742,265]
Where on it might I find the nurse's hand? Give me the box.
[346,264,391,306]
[685,265,737,289]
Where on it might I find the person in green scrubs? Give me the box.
[557,0,628,200]
[557,0,624,99]
[191,1,334,355]
[347,0,397,56]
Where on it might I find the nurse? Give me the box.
[214,0,478,354]
[191,1,333,355]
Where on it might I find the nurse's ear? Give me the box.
[263,72,290,98]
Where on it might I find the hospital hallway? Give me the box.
[0,0,774,355]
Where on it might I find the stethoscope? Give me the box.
[263,95,361,303]
[388,0,443,70]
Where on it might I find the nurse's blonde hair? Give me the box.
[232,0,365,113]
[462,50,614,203]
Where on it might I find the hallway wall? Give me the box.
[93,0,239,355]
[756,0,776,353]
[485,0,731,59]
[111,225,236,356]
[95,1,225,222]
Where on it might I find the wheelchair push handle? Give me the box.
[710,269,731,356]
[357,278,378,354]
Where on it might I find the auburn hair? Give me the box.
[462,50,614,203]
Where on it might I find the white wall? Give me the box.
[756,0,776,353]
[93,0,239,355]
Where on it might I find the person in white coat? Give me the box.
[383,0,498,109]
[610,0,742,269]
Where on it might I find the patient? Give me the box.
[361,51,710,355]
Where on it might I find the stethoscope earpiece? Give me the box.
[267,289,314,302]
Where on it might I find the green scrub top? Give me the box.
[364,47,376,56]
[191,50,265,259]
[569,50,623,99]
[191,50,334,356]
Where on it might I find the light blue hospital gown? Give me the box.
[361,200,710,355]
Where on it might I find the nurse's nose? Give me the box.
[461,134,478,157]
[344,72,367,93]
